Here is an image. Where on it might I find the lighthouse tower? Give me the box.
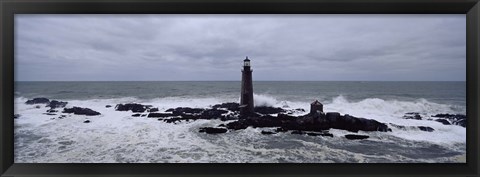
[240,56,254,116]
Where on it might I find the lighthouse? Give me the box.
[240,56,254,116]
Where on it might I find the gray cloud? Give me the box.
[15,14,465,81]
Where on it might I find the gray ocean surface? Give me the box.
[14,81,467,163]
[15,81,466,107]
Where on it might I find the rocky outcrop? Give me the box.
[63,107,101,116]
[432,114,466,128]
[198,127,228,134]
[254,106,285,115]
[47,100,68,109]
[435,119,451,125]
[345,134,369,140]
[212,102,239,112]
[403,112,422,120]
[115,103,152,113]
[165,107,205,115]
[25,98,50,104]
[225,112,390,133]
[25,98,68,109]
[147,113,174,118]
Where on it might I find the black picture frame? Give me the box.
[1,0,479,176]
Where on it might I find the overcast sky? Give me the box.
[15,14,466,81]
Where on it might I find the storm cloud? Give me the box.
[15,14,466,81]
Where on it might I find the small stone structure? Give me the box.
[310,100,323,114]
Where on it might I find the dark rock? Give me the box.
[14,114,21,119]
[418,126,435,132]
[218,124,226,127]
[43,113,57,116]
[165,107,204,115]
[148,108,159,112]
[200,109,228,119]
[47,100,68,109]
[25,98,50,104]
[254,106,285,114]
[35,105,42,109]
[432,114,466,128]
[291,130,305,135]
[307,132,333,137]
[199,127,228,134]
[212,102,240,112]
[435,119,451,125]
[403,112,422,120]
[275,127,288,132]
[115,103,151,113]
[83,120,91,123]
[46,109,58,113]
[261,130,277,135]
[63,107,101,116]
[329,114,390,132]
[106,105,112,108]
[132,114,142,117]
[325,112,341,122]
[389,123,407,130]
[345,134,369,140]
[432,113,466,119]
[147,113,174,118]
[454,119,466,128]
[225,111,389,133]
[295,108,306,112]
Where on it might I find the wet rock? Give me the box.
[435,119,451,125]
[25,97,50,104]
[165,107,204,115]
[115,103,152,113]
[212,102,239,112]
[432,113,466,119]
[46,109,58,113]
[105,105,112,108]
[200,109,228,119]
[63,107,101,116]
[47,100,68,109]
[307,132,333,137]
[226,112,389,133]
[454,119,466,128]
[83,120,91,123]
[403,112,422,120]
[418,126,435,132]
[291,130,305,135]
[295,108,306,112]
[261,130,277,135]
[148,108,159,112]
[254,106,285,115]
[147,113,174,118]
[199,127,228,134]
[35,105,42,109]
[325,112,341,122]
[432,114,466,128]
[345,134,369,140]
[329,114,390,132]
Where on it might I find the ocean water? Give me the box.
[14,81,466,163]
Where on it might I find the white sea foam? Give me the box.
[14,95,466,163]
